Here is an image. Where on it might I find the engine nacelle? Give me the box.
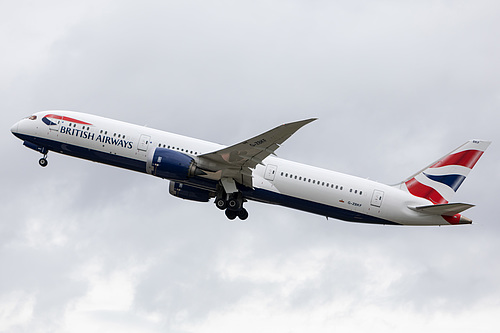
[169,181,212,202]
[149,148,202,180]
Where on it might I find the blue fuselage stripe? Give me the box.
[15,133,146,173]
[239,187,399,225]
[17,134,399,225]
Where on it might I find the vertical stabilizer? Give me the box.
[398,140,491,204]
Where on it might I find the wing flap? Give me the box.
[199,118,316,170]
[197,118,317,187]
[197,118,316,187]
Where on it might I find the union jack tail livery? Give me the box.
[399,140,491,204]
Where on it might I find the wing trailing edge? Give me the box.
[197,118,317,187]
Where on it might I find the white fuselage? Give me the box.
[11,110,458,225]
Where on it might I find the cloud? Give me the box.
[2,1,500,332]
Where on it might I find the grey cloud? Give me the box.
[2,1,500,332]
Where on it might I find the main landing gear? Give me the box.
[225,208,249,220]
[215,190,249,221]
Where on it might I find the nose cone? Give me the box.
[10,121,19,134]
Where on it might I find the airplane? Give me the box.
[11,111,491,225]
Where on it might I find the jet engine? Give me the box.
[149,148,205,181]
[169,181,212,202]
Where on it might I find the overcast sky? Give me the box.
[2,1,500,332]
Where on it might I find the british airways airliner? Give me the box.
[11,111,490,225]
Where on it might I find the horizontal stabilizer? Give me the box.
[408,203,475,216]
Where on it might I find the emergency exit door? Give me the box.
[264,164,277,181]
[138,134,151,151]
[371,190,384,207]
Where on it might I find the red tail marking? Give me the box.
[431,150,484,169]
[405,178,448,204]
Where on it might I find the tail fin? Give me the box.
[397,140,491,204]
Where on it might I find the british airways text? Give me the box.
[60,126,133,149]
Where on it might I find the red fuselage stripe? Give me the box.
[44,114,93,126]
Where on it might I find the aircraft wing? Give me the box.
[198,118,316,187]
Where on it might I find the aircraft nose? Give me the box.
[10,121,19,134]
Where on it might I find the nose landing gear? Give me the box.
[39,154,48,167]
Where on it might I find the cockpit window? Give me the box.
[29,115,37,120]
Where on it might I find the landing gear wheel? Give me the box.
[238,208,249,220]
[39,158,48,167]
[215,198,227,210]
[227,198,241,211]
[225,209,238,220]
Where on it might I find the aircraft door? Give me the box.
[138,134,151,151]
[264,164,277,181]
[371,190,384,207]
